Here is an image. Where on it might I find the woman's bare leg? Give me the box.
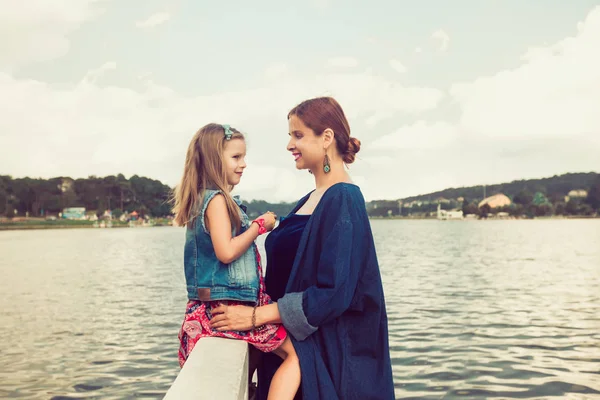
[268,337,300,400]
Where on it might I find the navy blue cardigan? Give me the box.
[275,183,395,400]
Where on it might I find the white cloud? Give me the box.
[316,72,443,118]
[450,6,600,139]
[431,29,450,52]
[415,47,423,54]
[356,6,600,199]
[389,59,407,73]
[0,62,443,201]
[369,121,458,150]
[3,4,599,203]
[264,63,288,80]
[365,111,394,127]
[325,57,359,68]
[81,61,116,84]
[0,0,109,71]
[312,0,331,11]
[359,156,395,167]
[235,165,312,202]
[135,12,170,29]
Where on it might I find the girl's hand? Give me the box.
[258,212,277,231]
[210,304,254,331]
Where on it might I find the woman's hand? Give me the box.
[210,304,254,331]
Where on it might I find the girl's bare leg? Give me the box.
[268,337,300,400]
[248,345,261,400]
[248,345,261,382]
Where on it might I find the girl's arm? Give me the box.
[205,193,271,264]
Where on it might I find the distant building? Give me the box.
[478,194,511,209]
[457,197,465,203]
[569,189,588,197]
[87,212,98,221]
[565,189,588,202]
[62,207,86,220]
[437,204,463,220]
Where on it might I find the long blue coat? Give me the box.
[259,183,395,400]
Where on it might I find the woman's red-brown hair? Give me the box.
[288,96,361,163]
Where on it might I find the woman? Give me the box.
[210,97,395,399]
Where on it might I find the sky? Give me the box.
[1,0,599,201]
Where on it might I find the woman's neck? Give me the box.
[312,161,351,192]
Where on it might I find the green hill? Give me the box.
[401,172,599,203]
[368,172,600,218]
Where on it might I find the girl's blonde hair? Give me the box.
[171,123,244,231]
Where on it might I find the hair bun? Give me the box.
[343,137,361,164]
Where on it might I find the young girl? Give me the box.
[172,123,300,400]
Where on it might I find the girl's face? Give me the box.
[287,115,324,172]
[222,138,247,186]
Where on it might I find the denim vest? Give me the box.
[184,189,259,303]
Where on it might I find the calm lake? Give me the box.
[1,219,599,399]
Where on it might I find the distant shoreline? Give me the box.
[370,215,599,221]
[1,215,598,231]
[0,219,173,231]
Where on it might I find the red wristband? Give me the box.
[252,218,267,235]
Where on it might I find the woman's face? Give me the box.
[287,115,324,171]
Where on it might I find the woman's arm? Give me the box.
[209,219,357,336]
[255,303,281,325]
[277,217,358,341]
[211,187,364,338]
[209,218,358,338]
[205,194,273,264]
[209,303,281,331]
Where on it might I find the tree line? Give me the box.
[0,174,171,219]
[2,172,599,220]
[0,174,294,220]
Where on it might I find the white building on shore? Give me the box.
[437,203,464,220]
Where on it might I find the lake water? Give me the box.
[1,220,599,399]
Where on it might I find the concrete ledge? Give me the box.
[164,337,249,400]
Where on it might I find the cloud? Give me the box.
[264,63,288,80]
[0,62,443,201]
[3,4,599,203]
[316,72,443,118]
[415,47,422,54]
[431,29,450,52]
[449,6,600,140]
[389,59,407,74]
[365,111,394,127]
[81,61,116,84]
[359,6,600,199]
[359,156,395,167]
[325,57,359,68]
[135,12,170,29]
[0,0,109,71]
[312,0,331,11]
[369,121,458,150]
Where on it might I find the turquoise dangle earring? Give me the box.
[323,153,331,173]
